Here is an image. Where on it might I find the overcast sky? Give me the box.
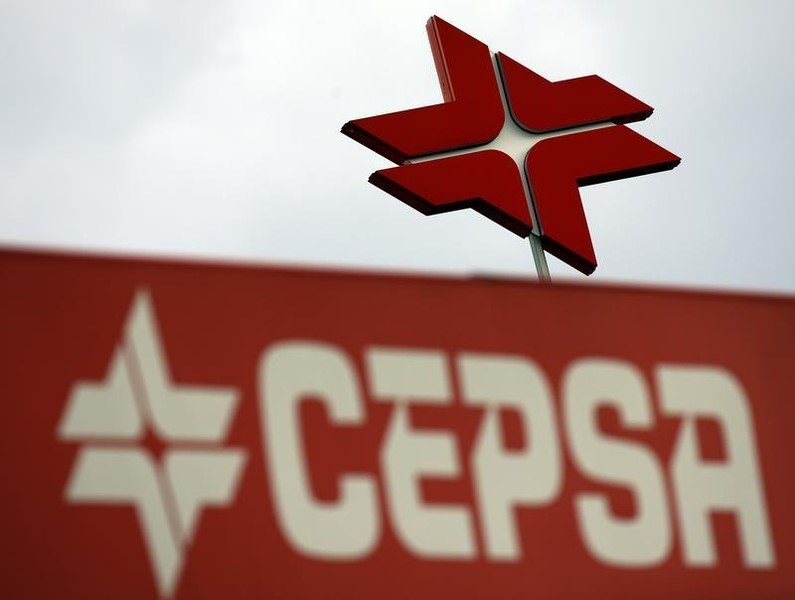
[1,0,793,294]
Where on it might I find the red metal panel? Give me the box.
[497,52,653,133]
[370,150,534,237]
[527,125,680,274]
[341,17,503,164]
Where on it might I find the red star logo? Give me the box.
[342,16,680,275]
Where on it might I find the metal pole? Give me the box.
[528,233,551,282]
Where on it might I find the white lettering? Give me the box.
[367,347,476,559]
[458,353,562,560]
[259,342,380,559]
[564,359,671,567]
[657,365,775,568]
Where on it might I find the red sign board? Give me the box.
[2,248,794,599]
[342,17,680,275]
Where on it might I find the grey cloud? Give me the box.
[0,0,793,294]
[0,0,240,151]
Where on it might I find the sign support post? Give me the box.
[529,233,551,281]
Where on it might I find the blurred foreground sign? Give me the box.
[1,247,794,599]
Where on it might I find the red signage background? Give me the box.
[1,247,794,599]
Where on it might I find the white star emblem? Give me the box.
[59,290,247,598]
